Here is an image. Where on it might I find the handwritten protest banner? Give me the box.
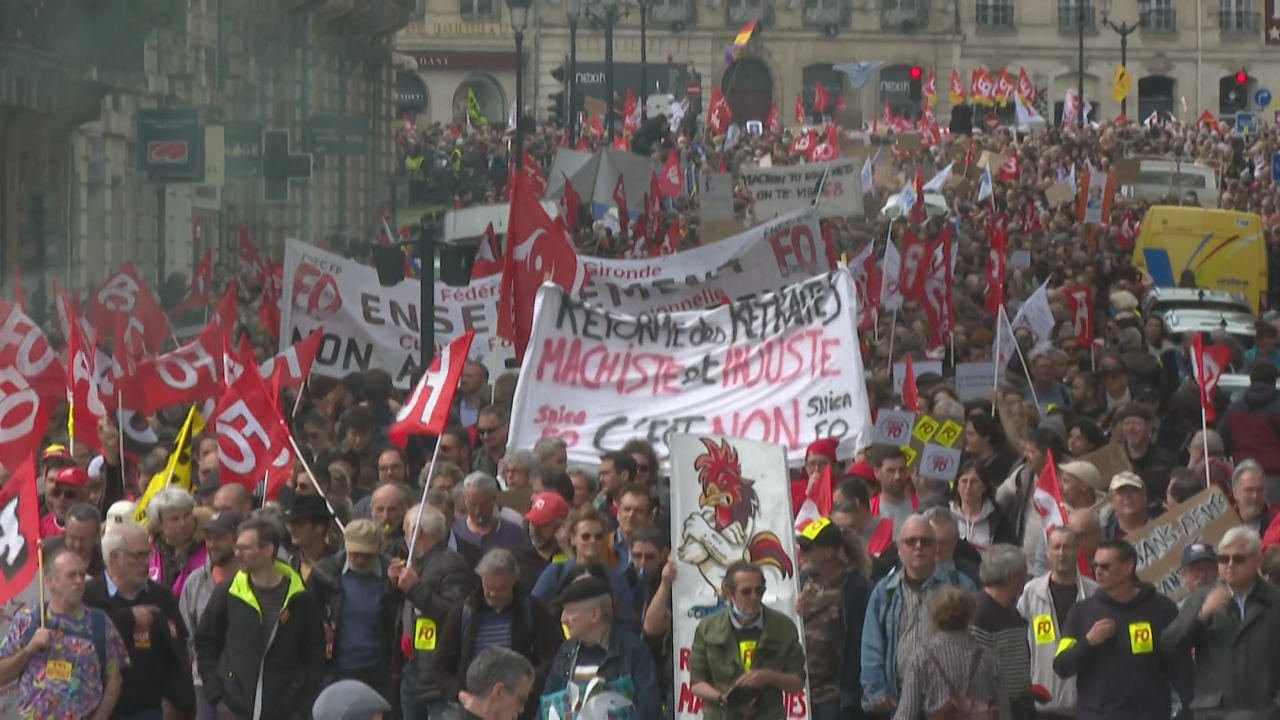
[507,269,873,467]
[953,362,997,401]
[1127,487,1239,599]
[280,208,831,387]
[740,158,863,220]
[668,433,809,720]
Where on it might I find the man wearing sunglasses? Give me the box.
[471,407,509,478]
[1163,526,1280,717]
[1053,538,1186,720]
[860,514,976,717]
[40,466,91,539]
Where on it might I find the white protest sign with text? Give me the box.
[953,361,998,402]
[508,269,873,467]
[668,434,809,720]
[741,159,864,220]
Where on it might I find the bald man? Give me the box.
[1034,508,1106,577]
[371,484,409,552]
[212,484,252,518]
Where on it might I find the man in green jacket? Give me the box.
[688,560,806,720]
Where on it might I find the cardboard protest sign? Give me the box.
[1045,181,1075,207]
[507,269,873,469]
[1128,487,1239,599]
[874,409,916,446]
[740,158,863,219]
[668,434,809,720]
[907,414,965,481]
[1075,444,1132,492]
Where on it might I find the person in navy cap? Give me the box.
[1180,542,1219,599]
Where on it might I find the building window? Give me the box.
[975,0,1012,27]
[1057,0,1094,30]
[460,0,498,19]
[882,0,923,29]
[805,0,841,9]
[1219,0,1257,31]
[1142,0,1175,30]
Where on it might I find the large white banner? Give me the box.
[668,433,809,720]
[279,208,832,387]
[507,268,872,467]
[740,159,864,221]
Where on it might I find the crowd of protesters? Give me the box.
[7,102,1280,720]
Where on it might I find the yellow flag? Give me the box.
[467,89,487,126]
[1112,65,1131,103]
[133,407,204,525]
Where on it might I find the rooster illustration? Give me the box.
[678,438,795,597]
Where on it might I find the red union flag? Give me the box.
[1064,285,1094,346]
[260,328,324,397]
[1192,332,1233,422]
[0,458,40,605]
[148,141,188,164]
[0,299,66,401]
[121,321,224,415]
[0,366,48,474]
[389,331,474,447]
[213,366,291,492]
[87,262,172,355]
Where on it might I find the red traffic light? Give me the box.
[909,65,923,80]
[1235,71,1248,84]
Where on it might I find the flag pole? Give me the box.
[1201,406,1212,489]
[290,375,309,418]
[1013,337,1039,411]
[886,309,898,371]
[406,437,445,561]
[284,432,346,533]
[991,308,1004,413]
[116,391,126,473]
[36,539,45,628]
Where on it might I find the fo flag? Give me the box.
[0,458,39,605]
[87,262,172,355]
[390,331,474,447]
[212,365,291,492]
[0,299,66,401]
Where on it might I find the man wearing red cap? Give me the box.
[524,493,570,565]
[41,466,91,539]
[792,439,841,516]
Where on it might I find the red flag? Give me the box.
[238,225,266,282]
[767,102,780,134]
[902,354,919,411]
[922,227,954,351]
[119,321,226,416]
[61,291,105,452]
[1192,332,1232,422]
[471,223,503,279]
[645,173,663,248]
[622,89,639,134]
[794,94,805,124]
[260,328,324,394]
[658,149,683,199]
[1016,68,1035,102]
[86,262,172,356]
[789,129,816,156]
[908,167,927,224]
[813,81,830,113]
[212,362,292,493]
[1019,202,1042,235]
[999,150,1020,181]
[1064,286,1095,346]
[1118,210,1138,248]
[707,87,732,135]
[0,299,66,401]
[389,331,475,447]
[612,174,629,234]
[498,174,586,361]
[1033,450,1068,532]
[171,249,213,317]
[836,93,846,111]
[793,464,834,532]
[590,112,605,137]
[257,264,283,337]
[985,219,1007,315]
[209,281,239,331]
[521,151,547,198]
[0,458,40,601]
[661,219,679,256]
[897,229,930,303]
[560,175,583,232]
[807,124,839,162]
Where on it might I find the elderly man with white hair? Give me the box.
[451,472,535,556]
[146,487,207,598]
[1231,460,1280,541]
[1163,525,1280,717]
[533,437,568,470]
[84,522,197,717]
[393,503,478,720]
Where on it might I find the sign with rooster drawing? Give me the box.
[668,433,810,720]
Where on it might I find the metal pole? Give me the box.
[515,29,525,169]
[1078,3,1086,126]
[569,18,578,142]
[419,226,436,374]
[605,9,615,143]
[1119,30,1128,117]
[640,2,648,120]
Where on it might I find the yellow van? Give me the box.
[1131,206,1268,311]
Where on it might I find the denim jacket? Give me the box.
[859,566,977,710]
[542,623,661,720]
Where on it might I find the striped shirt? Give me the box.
[894,579,934,684]
[969,591,1032,703]
[472,606,514,654]
[896,632,1011,720]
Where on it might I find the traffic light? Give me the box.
[909,65,923,104]
[550,91,567,125]
[551,65,566,84]
[1220,70,1250,114]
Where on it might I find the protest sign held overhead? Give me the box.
[740,158,863,220]
[507,268,872,468]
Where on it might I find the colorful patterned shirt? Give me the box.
[0,605,130,720]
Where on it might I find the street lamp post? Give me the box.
[567,0,583,143]
[602,0,617,142]
[639,0,648,119]
[1101,0,1151,117]
[507,0,531,169]
[1077,1,1086,126]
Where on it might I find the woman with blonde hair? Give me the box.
[146,487,210,597]
[893,586,1009,719]
[529,504,643,633]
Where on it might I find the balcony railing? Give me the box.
[1141,6,1176,30]
[726,2,773,26]
[1057,5,1095,31]
[1218,10,1259,33]
[650,0,695,24]
[881,3,927,29]
[0,0,148,72]
[802,2,850,27]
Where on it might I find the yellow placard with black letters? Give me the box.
[414,617,437,651]
[1128,621,1153,654]
[1033,614,1056,645]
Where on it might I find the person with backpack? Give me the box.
[893,586,1009,720]
[431,548,562,720]
[0,544,130,720]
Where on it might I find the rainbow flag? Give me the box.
[725,20,758,63]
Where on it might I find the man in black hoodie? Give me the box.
[1053,538,1188,720]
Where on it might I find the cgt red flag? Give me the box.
[707,87,732,135]
[0,458,40,604]
[1064,286,1094,346]
[657,150,683,199]
[498,174,586,361]
[471,222,503,279]
[389,331,475,447]
[1192,332,1232,422]
[985,217,1007,315]
[922,227,954,351]
[171,249,213,317]
[813,81,830,113]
